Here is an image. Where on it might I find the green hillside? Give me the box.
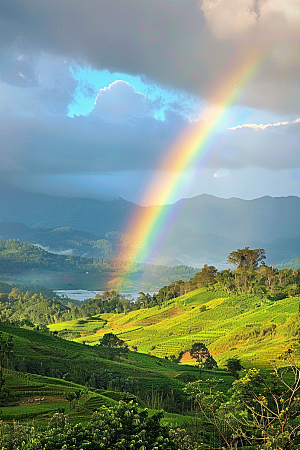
[0,322,234,419]
[1,275,300,448]
[48,288,300,369]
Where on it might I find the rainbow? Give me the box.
[116,49,265,288]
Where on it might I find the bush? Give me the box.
[0,401,184,449]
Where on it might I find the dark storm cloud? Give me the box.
[0,112,188,175]
[0,0,299,114]
[209,121,300,170]
[1,109,299,179]
[0,0,300,202]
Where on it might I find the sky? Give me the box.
[0,0,300,206]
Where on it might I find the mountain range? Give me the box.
[1,184,300,267]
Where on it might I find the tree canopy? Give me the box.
[227,247,266,269]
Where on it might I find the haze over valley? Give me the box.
[1,185,300,272]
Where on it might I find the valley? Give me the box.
[1,195,300,448]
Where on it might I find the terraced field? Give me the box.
[49,288,300,368]
[2,369,117,422]
[0,322,235,425]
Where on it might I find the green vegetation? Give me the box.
[1,246,300,448]
[0,322,217,414]
[0,239,198,290]
[50,288,300,369]
[0,400,196,450]
[275,258,300,270]
[185,354,300,449]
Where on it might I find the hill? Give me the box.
[48,288,300,369]
[2,186,300,267]
[0,184,139,236]
[0,239,197,290]
[0,322,233,418]
[2,185,300,243]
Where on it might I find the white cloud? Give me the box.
[91,80,154,122]
[200,0,300,42]
[228,117,300,131]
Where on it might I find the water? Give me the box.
[54,289,155,301]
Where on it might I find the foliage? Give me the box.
[0,401,185,449]
[227,246,266,269]
[99,332,129,360]
[225,357,243,379]
[185,354,300,449]
[189,343,217,374]
[0,332,13,398]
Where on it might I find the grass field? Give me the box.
[48,288,300,368]
[0,321,237,424]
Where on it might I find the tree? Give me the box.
[203,355,218,370]
[74,389,82,411]
[227,247,266,269]
[185,355,300,449]
[191,265,217,288]
[225,357,243,378]
[189,342,216,376]
[99,332,128,360]
[65,391,76,410]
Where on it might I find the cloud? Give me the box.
[0,52,77,116]
[200,0,300,42]
[0,0,299,115]
[209,119,300,171]
[0,110,188,176]
[200,0,258,39]
[0,0,299,203]
[214,169,230,178]
[0,45,39,88]
[91,80,154,122]
[228,117,300,131]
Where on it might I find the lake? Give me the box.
[54,289,155,301]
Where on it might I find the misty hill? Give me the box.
[1,185,300,242]
[2,185,300,266]
[170,194,300,243]
[0,184,139,236]
[0,239,197,290]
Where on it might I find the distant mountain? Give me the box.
[170,194,300,243]
[1,185,300,267]
[0,184,140,235]
[265,236,300,266]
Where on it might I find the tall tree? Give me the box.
[99,332,128,360]
[189,342,215,376]
[227,247,266,269]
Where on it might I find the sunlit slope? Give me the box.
[49,288,300,368]
[0,323,207,411]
